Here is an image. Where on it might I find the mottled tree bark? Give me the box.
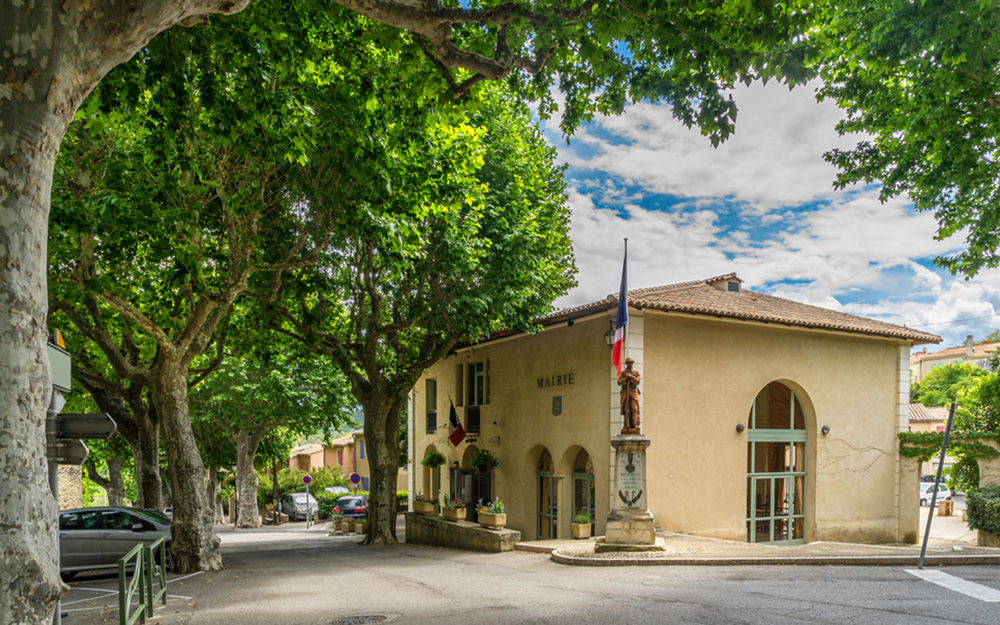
[150,359,221,573]
[85,456,126,506]
[1,3,250,621]
[206,467,225,525]
[234,429,266,529]
[359,395,403,544]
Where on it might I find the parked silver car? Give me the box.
[59,506,172,578]
[280,492,319,521]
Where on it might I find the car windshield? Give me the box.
[337,498,363,509]
[291,494,317,503]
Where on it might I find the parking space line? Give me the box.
[905,569,1000,602]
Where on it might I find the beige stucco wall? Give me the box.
[411,308,915,544]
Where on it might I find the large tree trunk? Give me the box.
[234,430,265,528]
[150,361,220,573]
[360,395,403,545]
[133,408,164,510]
[206,467,225,525]
[0,2,251,621]
[85,456,126,506]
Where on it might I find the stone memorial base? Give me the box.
[603,433,658,549]
[595,536,668,554]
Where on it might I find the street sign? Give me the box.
[46,342,72,392]
[47,439,90,466]
[303,475,312,485]
[51,413,117,440]
[349,473,361,485]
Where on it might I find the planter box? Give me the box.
[347,520,357,532]
[413,501,436,515]
[572,523,592,539]
[478,512,506,529]
[979,529,1000,548]
[442,507,467,522]
[355,524,366,535]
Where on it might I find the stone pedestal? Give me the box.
[602,434,659,550]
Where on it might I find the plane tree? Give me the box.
[271,85,577,544]
[189,333,353,528]
[818,0,1000,276]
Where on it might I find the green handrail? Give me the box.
[118,543,145,625]
[144,538,168,616]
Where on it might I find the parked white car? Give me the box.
[919,482,952,506]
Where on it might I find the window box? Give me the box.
[413,501,436,515]
[478,512,506,530]
[442,506,466,522]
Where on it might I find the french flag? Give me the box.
[612,243,628,374]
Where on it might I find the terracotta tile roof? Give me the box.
[289,442,324,457]
[909,403,950,423]
[541,273,940,344]
[330,433,354,447]
[910,341,1000,364]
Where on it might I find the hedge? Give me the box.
[966,487,1000,536]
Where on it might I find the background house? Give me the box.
[908,403,955,478]
[910,337,999,384]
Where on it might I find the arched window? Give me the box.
[746,382,807,544]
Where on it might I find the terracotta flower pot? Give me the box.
[442,507,466,522]
[478,512,506,529]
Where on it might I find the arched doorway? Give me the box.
[537,449,557,539]
[746,382,807,544]
[572,449,594,533]
[422,445,441,510]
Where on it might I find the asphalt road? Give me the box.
[63,534,1000,625]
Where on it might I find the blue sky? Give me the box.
[538,81,1000,352]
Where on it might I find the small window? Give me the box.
[727,281,740,293]
[467,362,485,406]
[362,477,369,490]
[360,440,365,459]
[426,379,438,433]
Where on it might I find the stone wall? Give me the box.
[57,465,83,510]
[405,512,520,552]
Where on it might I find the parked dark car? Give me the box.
[59,506,172,579]
[331,495,368,520]
[281,492,319,521]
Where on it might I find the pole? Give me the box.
[306,481,311,529]
[273,458,280,526]
[48,390,65,625]
[622,238,629,363]
[918,402,956,569]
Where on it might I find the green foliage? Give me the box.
[899,431,1000,462]
[469,449,500,472]
[422,448,446,469]
[950,456,981,496]
[911,364,987,407]
[817,0,1000,276]
[276,467,348,495]
[957,373,1000,432]
[478,498,505,514]
[573,508,593,525]
[315,492,341,518]
[966,487,1000,536]
[443,498,466,509]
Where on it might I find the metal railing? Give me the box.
[118,539,170,625]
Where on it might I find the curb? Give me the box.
[550,549,1000,567]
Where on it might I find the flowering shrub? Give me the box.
[478,498,505,514]
[443,498,465,509]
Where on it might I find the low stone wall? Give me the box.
[405,512,520,552]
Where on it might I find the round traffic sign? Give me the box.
[349,472,361,485]
[303,475,312,485]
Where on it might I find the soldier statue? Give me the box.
[618,357,641,434]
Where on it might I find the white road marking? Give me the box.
[906,569,1000,602]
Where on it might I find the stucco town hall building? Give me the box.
[407,274,940,545]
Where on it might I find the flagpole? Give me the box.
[623,238,628,363]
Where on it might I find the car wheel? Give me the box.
[60,571,77,582]
[165,544,174,573]
[920,498,927,506]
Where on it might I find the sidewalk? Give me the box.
[519,507,1000,567]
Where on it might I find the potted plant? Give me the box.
[355,518,367,535]
[469,449,500,472]
[572,508,593,539]
[347,518,357,533]
[331,513,344,532]
[477,498,506,529]
[413,493,436,515]
[441,498,467,522]
[422,448,446,469]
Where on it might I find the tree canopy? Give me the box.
[911,363,988,408]
[818,0,1000,276]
